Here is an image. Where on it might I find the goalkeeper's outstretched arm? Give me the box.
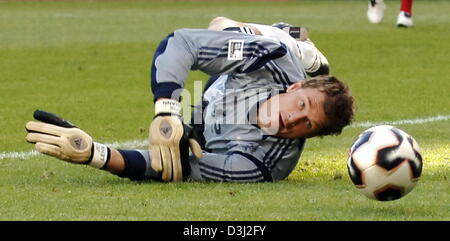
[25,110,275,183]
[24,110,176,181]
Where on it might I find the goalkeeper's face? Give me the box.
[257,82,328,139]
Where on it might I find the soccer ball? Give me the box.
[347,125,423,201]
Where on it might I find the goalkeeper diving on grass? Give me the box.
[25,17,355,182]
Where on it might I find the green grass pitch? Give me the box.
[0,0,448,220]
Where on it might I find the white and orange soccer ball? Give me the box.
[347,125,423,201]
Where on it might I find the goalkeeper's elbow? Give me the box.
[307,63,330,77]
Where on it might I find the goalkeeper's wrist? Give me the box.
[86,142,111,169]
[154,98,181,116]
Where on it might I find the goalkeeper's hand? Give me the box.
[25,110,110,169]
[149,99,203,182]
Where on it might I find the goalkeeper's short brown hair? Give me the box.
[302,75,355,137]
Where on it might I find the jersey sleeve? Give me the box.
[151,28,287,101]
[188,151,273,182]
[115,136,305,183]
[114,148,273,182]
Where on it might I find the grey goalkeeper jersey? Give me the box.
[150,28,307,182]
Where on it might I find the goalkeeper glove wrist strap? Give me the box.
[154,98,181,116]
[87,142,111,169]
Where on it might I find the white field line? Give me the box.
[1,115,449,160]
[0,139,147,161]
[349,114,450,128]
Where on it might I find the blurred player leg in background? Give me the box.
[367,0,386,24]
[396,0,414,28]
[367,0,414,27]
